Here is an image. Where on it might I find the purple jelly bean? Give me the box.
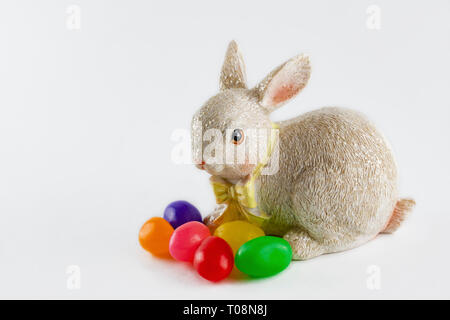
[163,200,202,229]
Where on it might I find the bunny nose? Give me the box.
[196,161,205,170]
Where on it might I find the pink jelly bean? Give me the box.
[169,221,210,262]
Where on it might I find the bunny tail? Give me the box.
[381,198,416,234]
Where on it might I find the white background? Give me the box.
[0,0,449,299]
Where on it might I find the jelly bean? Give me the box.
[139,217,174,257]
[235,236,292,278]
[213,220,265,254]
[193,236,234,282]
[169,221,210,262]
[163,200,202,229]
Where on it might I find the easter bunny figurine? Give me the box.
[191,41,415,260]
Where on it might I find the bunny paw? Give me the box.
[283,229,328,260]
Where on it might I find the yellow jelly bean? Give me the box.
[213,220,265,254]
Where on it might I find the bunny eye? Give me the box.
[231,129,244,145]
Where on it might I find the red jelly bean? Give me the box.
[193,236,234,282]
[169,221,210,262]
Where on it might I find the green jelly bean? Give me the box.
[235,236,292,278]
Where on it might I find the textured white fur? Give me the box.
[191,41,414,260]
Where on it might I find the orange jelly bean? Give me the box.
[139,217,174,257]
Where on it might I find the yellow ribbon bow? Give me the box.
[211,178,256,208]
[208,123,279,228]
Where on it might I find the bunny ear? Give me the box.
[254,54,310,112]
[219,40,247,91]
